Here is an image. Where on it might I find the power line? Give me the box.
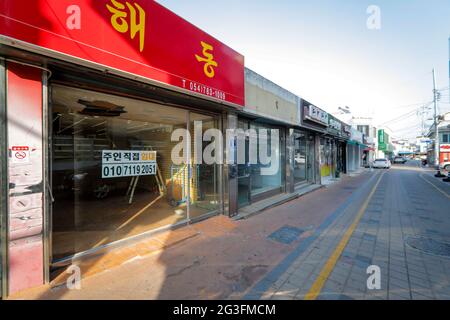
[378,102,433,126]
[392,101,434,109]
[393,124,422,132]
[380,109,421,126]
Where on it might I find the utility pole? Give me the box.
[432,68,440,168]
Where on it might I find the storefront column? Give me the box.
[345,144,350,173]
[345,143,350,173]
[6,62,44,295]
[348,144,353,172]
[352,145,356,171]
[286,129,295,193]
[0,58,7,298]
[226,113,238,217]
[314,135,321,184]
[358,145,362,168]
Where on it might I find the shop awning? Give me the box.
[347,140,366,147]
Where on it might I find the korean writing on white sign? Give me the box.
[102,150,157,179]
[329,118,342,131]
[304,105,329,126]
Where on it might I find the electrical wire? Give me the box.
[379,102,433,126]
[392,101,434,109]
[393,123,422,132]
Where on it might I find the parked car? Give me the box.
[373,158,391,169]
[393,156,407,164]
[439,161,450,172]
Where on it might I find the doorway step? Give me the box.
[233,184,323,221]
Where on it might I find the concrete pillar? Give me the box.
[286,128,295,193]
[0,59,7,298]
[226,113,238,217]
[6,62,44,295]
[315,135,321,184]
[348,144,353,172]
[358,145,362,168]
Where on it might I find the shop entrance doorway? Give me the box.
[237,118,285,208]
[294,131,315,186]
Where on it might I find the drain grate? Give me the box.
[406,236,450,257]
[268,225,304,245]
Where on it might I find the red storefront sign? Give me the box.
[440,144,450,152]
[0,0,245,106]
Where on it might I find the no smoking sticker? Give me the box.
[11,146,30,164]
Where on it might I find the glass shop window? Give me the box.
[51,85,207,260]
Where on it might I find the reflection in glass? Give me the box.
[249,122,283,197]
[189,113,221,219]
[236,119,284,205]
[237,119,250,207]
[51,85,220,260]
[294,131,307,184]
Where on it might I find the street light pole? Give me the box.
[432,68,439,168]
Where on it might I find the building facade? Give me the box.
[0,0,249,297]
[351,117,377,166]
[232,68,300,213]
[427,112,450,169]
[299,100,331,185]
[347,128,365,172]
[377,129,395,160]
[0,1,357,297]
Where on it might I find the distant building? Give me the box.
[427,112,450,168]
[415,136,430,155]
[351,117,377,165]
[377,128,395,159]
[393,139,417,157]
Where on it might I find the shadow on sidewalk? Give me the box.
[20,171,375,300]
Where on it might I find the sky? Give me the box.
[158,0,450,140]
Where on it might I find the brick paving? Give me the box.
[251,164,450,300]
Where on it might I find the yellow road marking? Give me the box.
[419,174,450,199]
[304,172,385,300]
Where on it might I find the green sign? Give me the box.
[378,129,384,144]
[378,129,392,152]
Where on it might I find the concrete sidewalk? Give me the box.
[9,171,375,300]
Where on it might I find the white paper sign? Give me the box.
[102,150,157,179]
[11,146,31,164]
